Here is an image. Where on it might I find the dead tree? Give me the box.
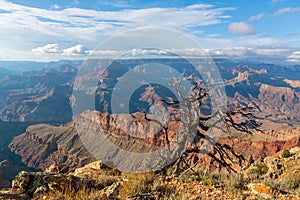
[131,75,261,175]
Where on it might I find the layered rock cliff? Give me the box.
[8,109,300,174]
[9,124,94,170]
[0,65,76,123]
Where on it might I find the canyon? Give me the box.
[0,59,300,195]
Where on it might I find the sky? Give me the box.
[0,0,300,63]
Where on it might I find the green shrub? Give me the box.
[250,163,268,176]
[282,176,300,190]
[196,172,220,186]
[225,173,247,194]
[281,150,292,158]
[178,172,192,183]
[195,172,247,194]
[265,174,300,195]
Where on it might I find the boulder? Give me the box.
[12,171,52,196]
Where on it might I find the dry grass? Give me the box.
[42,175,117,200]
[194,172,247,192]
[29,165,300,199]
[43,187,109,200]
[119,172,155,199]
[277,175,300,194]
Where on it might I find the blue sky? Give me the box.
[0,0,300,63]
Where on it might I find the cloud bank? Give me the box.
[32,44,89,56]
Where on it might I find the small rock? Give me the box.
[33,186,48,199]
[101,181,121,199]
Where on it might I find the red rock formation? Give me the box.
[9,110,300,173]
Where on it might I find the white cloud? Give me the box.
[206,34,220,38]
[97,0,134,8]
[0,1,234,37]
[32,44,89,56]
[228,22,255,35]
[208,47,251,57]
[287,51,300,62]
[235,36,281,47]
[0,0,238,60]
[0,1,236,60]
[186,4,214,10]
[31,44,61,53]
[0,0,296,63]
[51,4,60,10]
[248,13,265,21]
[62,44,89,56]
[23,42,300,63]
[191,34,295,60]
[255,48,291,56]
[89,48,207,58]
[88,50,120,57]
[203,47,297,64]
[87,46,296,61]
[272,7,300,16]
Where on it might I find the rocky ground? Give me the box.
[1,147,300,200]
